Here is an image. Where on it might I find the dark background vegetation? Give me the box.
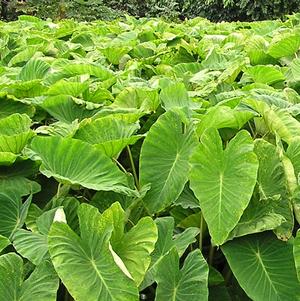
[0,0,300,22]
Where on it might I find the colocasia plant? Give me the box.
[1,13,300,301]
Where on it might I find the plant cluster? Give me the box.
[1,14,300,300]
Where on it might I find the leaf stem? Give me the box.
[247,121,256,138]
[199,212,204,250]
[208,244,215,266]
[127,145,140,190]
[113,158,128,174]
[125,197,142,220]
[224,266,232,285]
[56,183,62,197]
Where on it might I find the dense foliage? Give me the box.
[2,13,300,300]
[193,0,300,22]
[1,0,299,21]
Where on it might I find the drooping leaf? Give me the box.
[255,139,293,240]
[290,57,300,82]
[74,116,142,158]
[0,96,35,119]
[268,33,300,59]
[41,95,98,123]
[0,177,40,198]
[155,248,209,301]
[140,110,198,213]
[190,128,258,245]
[48,203,139,301]
[30,136,137,196]
[246,99,300,144]
[222,233,300,301]
[46,196,80,233]
[46,80,89,97]
[174,184,200,209]
[245,65,285,85]
[103,46,131,65]
[18,59,50,81]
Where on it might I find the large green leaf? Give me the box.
[0,235,10,253]
[48,203,139,301]
[222,233,300,301]
[155,248,209,301]
[41,95,98,123]
[0,177,40,198]
[46,80,89,97]
[141,217,199,290]
[255,139,293,239]
[268,33,300,59]
[113,87,159,113]
[246,99,300,144]
[159,82,190,110]
[0,113,34,165]
[17,59,50,81]
[103,46,131,65]
[5,79,46,98]
[101,202,157,286]
[0,192,31,239]
[140,110,198,213]
[290,57,300,82]
[30,136,136,196]
[196,105,255,136]
[245,65,285,85]
[0,96,35,119]
[74,116,142,158]
[12,230,48,265]
[0,253,59,301]
[190,128,258,245]
[229,139,293,240]
[61,63,114,80]
[294,230,300,282]
[286,137,300,178]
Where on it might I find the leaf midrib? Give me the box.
[90,259,114,301]
[254,249,279,298]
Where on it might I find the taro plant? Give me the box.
[1,14,300,301]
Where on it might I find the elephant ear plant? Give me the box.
[1,14,300,301]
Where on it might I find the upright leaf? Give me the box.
[141,217,198,290]
[140,111,198,213]
[190,128,258,245]
[48,203,139,301]
[101,202,158,286]
[155,248,209,301]
[159,82,190,111]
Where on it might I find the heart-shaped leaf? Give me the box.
[190,128,258,245]
[48,203,139,301]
